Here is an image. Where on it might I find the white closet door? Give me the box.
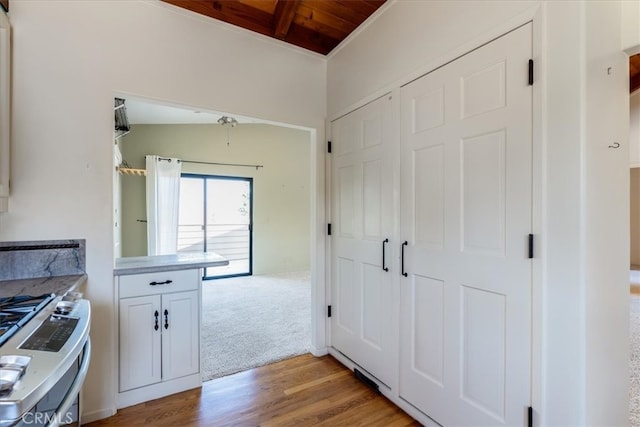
[331,94,396,386]
[400,23,533,426]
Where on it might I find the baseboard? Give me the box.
[81,407,116,424]
[116,374,201,409]
[310,345,328,357]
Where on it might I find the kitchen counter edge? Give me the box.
[0,274,86,298]
[114,253,229,276]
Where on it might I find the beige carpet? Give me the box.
[200,271,311,382]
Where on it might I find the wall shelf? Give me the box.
[117,167,146,176]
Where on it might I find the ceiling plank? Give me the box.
[274,0,301,39]
[631,54,640,93]
[162,0,387,55]
[632,74,640,94]
[294,3,355,41]
[163,0,274,38]
[284,22,341,55]
[238,0,278,15]
[302,0,371,25]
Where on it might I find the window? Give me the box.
[178,174,253,279]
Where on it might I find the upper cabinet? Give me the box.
[0,11,9,212]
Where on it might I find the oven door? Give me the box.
[14,338,90,427]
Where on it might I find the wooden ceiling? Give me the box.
[631,54,640,93]
[161,0,387,55]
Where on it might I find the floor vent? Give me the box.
[354,368,379,393]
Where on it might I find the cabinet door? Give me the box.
[330,94,397,387]
[119,295,162,392]
[400,23,532,426]
[161,290,199,381]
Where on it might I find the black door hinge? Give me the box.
[528,59,534,85]
[328,223,332,235]
[327,305,332,317]
[528,406,533,427]
[528,234,534,259]
[328,140,332,153]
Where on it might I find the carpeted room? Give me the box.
[115,101,314,382]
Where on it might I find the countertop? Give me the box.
[114,252,229,276]
[0,274,86,298]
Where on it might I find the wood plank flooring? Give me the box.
[85,354,420,427]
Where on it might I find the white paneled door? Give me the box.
[331,94,396,387]
[399,23,532,426]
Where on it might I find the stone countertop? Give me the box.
[0,274,86,298]
[114,252,229,276]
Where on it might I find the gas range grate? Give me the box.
[0,294,55,346]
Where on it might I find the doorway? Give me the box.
[178,174,253,279]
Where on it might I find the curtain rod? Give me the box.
[155,157,264,170]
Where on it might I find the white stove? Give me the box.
[0,292,90,427]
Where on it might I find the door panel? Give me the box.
[411,275,444,386]
[162,290,199,381]
[119,295,161,391]
[400,23,532,426]
[331,94,395,387]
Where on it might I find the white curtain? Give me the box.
[146,155,182,256]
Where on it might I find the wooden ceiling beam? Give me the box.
[273,0,301,40]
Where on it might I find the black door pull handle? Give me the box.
[154,310,159,331]
[164,309,169,329]
[401,241,408,277]
[382,238,389,272]
[149,280,173,286]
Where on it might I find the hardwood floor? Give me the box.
[86,354,420,427]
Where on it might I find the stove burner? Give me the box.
[0,294,55,347]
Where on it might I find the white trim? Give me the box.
[116,374,201,409]
[530,5,544,423]
[310,346,328,357]
[328,4,541,122]
[81,408,117,425]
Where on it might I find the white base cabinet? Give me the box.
[117,269,200,408]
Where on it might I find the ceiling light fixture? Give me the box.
[217,116,238,127]
[217,115,238,147]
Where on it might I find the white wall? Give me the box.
[327,0,629,425]
[0,1,326,421]
[327,0,538,117]
[120,123,311,275]
[583,2,629,424]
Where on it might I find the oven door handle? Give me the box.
[46,337,91,427]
